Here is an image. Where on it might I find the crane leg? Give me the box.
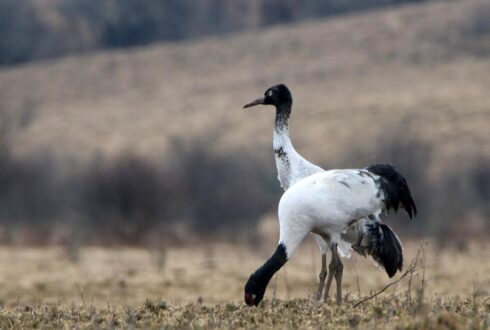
[323,243,343,305]
[333,246,344,305]
[315,253,327,301]
[323,246,335,302]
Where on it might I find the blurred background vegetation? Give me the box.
[0,0,489,250]
[1,0,433,65]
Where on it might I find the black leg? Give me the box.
[333,251,343,305]
[324,243,343,305]
[315,253,327,301]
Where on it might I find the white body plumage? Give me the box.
[278,169,383,257]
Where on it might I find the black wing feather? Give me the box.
[366,164,417,219]
[378,223,404,277]
[352,221,403,277]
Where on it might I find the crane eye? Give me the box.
[267,90,273,97]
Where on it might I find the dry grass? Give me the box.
[1,296,488,329]
[0,239,489,328]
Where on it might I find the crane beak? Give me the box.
[243,97,264,109]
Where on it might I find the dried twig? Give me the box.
[407,248,421,302]
[352,258,421,308]
[356,275,361,300]
[75,284,86,309]
[415,243,427,312]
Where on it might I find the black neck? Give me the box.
[253,244,288,280]
[244,244,288,305]
[275,103,291,132]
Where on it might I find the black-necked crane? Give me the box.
[242,84,416,306]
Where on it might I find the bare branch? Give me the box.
[352,257,421,308]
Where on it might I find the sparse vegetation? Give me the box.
[0,297,487,329]
[171,138,278,241]
[77,153,178,245]
[0,123,279,244]
[0,107,64,244]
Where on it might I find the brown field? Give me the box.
[1,0,489,176]
[0,239,489,328]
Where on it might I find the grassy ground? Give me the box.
[0,240,488,328]
[1,296,488,329]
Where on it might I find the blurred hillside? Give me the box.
[0,0,489,245]
[1,0,438,65]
